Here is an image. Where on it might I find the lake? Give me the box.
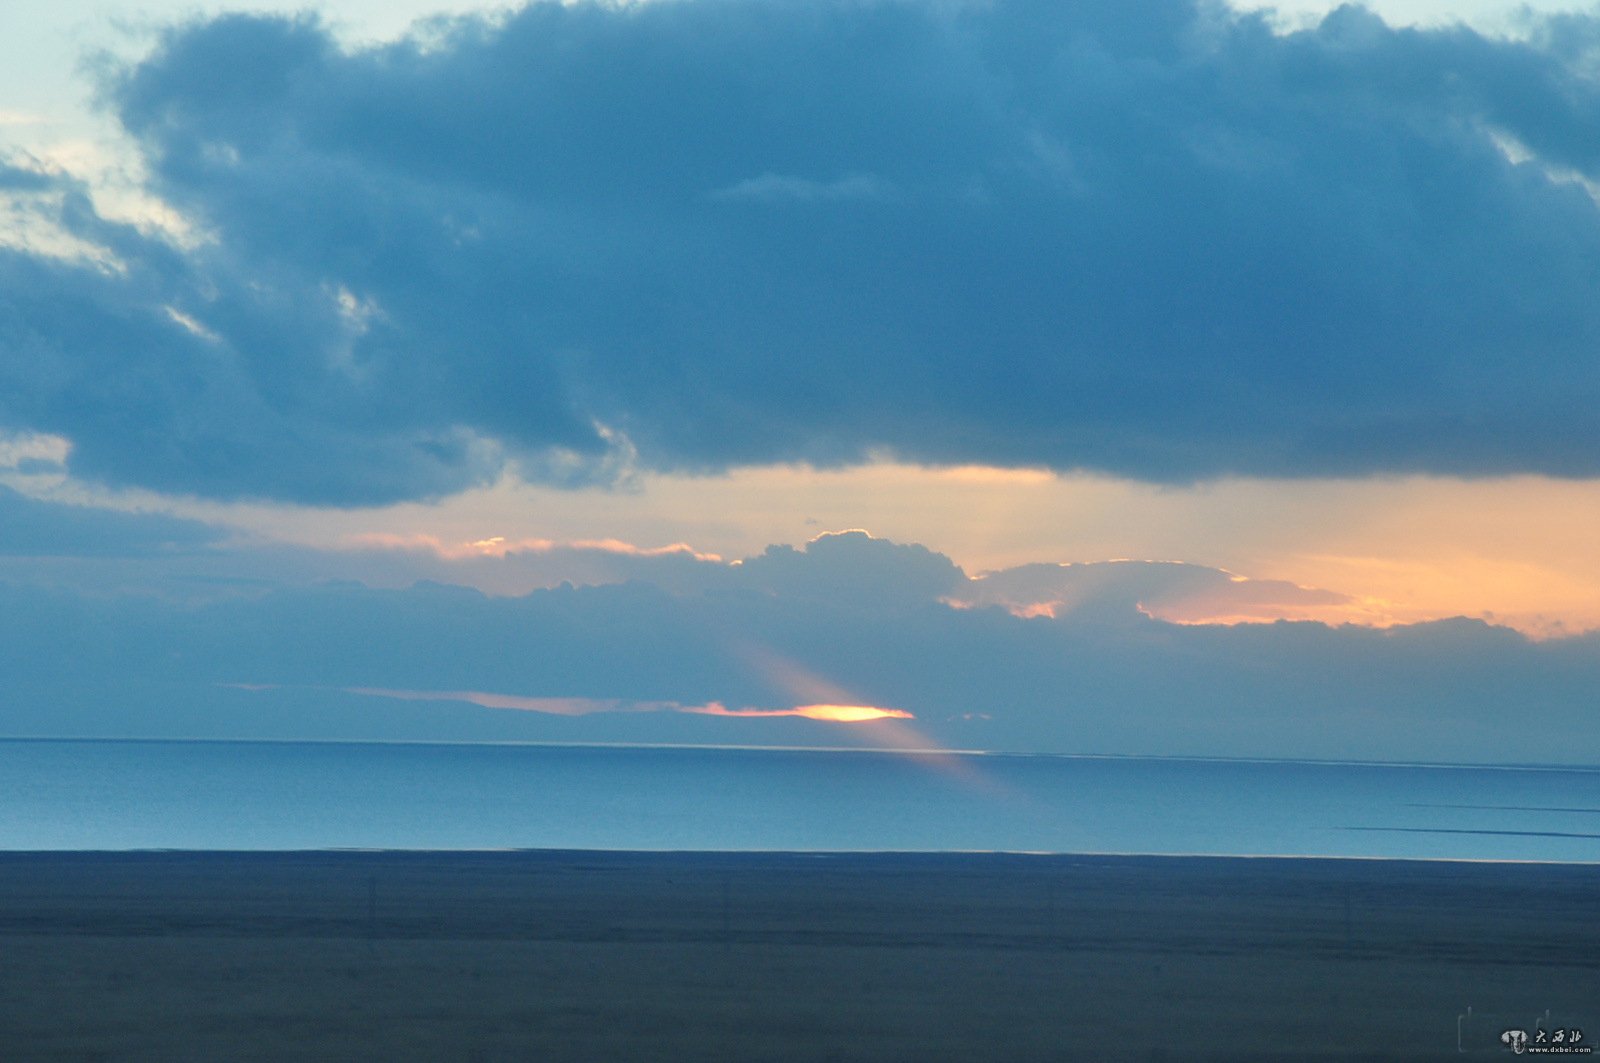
[2,738,1597,859]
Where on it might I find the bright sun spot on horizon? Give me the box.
[782,704,913,723]
[684,702,915,722]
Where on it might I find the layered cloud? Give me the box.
[336,527,1353,625]
[3,0,1600,502]
[2,526,1595,764]
[957,559,1352,623]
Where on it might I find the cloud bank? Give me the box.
[3,529,1595,764]
[3,0,1600,502]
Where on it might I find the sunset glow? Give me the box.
[796,704,914,723]
[5,0,1600,769]
[691,703,915,723]
[110,465,1600,635]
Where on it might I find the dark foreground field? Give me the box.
[0,851,1594,1061]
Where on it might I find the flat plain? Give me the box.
[0,851,1594,1061]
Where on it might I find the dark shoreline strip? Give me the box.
[1345,826,1600,839]
[1407,803,1600,814]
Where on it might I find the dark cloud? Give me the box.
[0,217,504,505]
[0,483,220,557]
[0,164,56,193]
[4,0,1600,501]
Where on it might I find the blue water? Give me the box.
[1,739,1597,860]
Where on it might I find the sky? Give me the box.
[3,0,1600,763]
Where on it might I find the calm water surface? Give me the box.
[1,739,1597,859]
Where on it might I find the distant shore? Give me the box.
[0,850,1594,1060]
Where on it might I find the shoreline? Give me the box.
[3,847,1598,866]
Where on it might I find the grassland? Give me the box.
[0,851,1594,1060]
